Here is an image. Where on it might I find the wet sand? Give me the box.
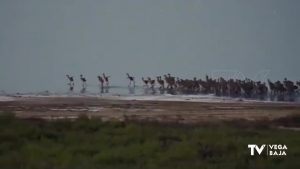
[0,96,300,124]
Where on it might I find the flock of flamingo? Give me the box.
[66,73,300,101]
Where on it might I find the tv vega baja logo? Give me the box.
[248,144,287,156]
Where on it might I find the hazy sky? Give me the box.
[0,0,299,92]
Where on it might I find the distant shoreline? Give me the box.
[1,92,300,104]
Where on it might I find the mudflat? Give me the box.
[1,96,299,124]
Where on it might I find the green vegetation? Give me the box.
[0,112,299,169]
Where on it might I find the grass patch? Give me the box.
[0,113,299,169]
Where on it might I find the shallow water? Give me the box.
[1,85,300,103]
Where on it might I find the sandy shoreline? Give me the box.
[0,96,299,125]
